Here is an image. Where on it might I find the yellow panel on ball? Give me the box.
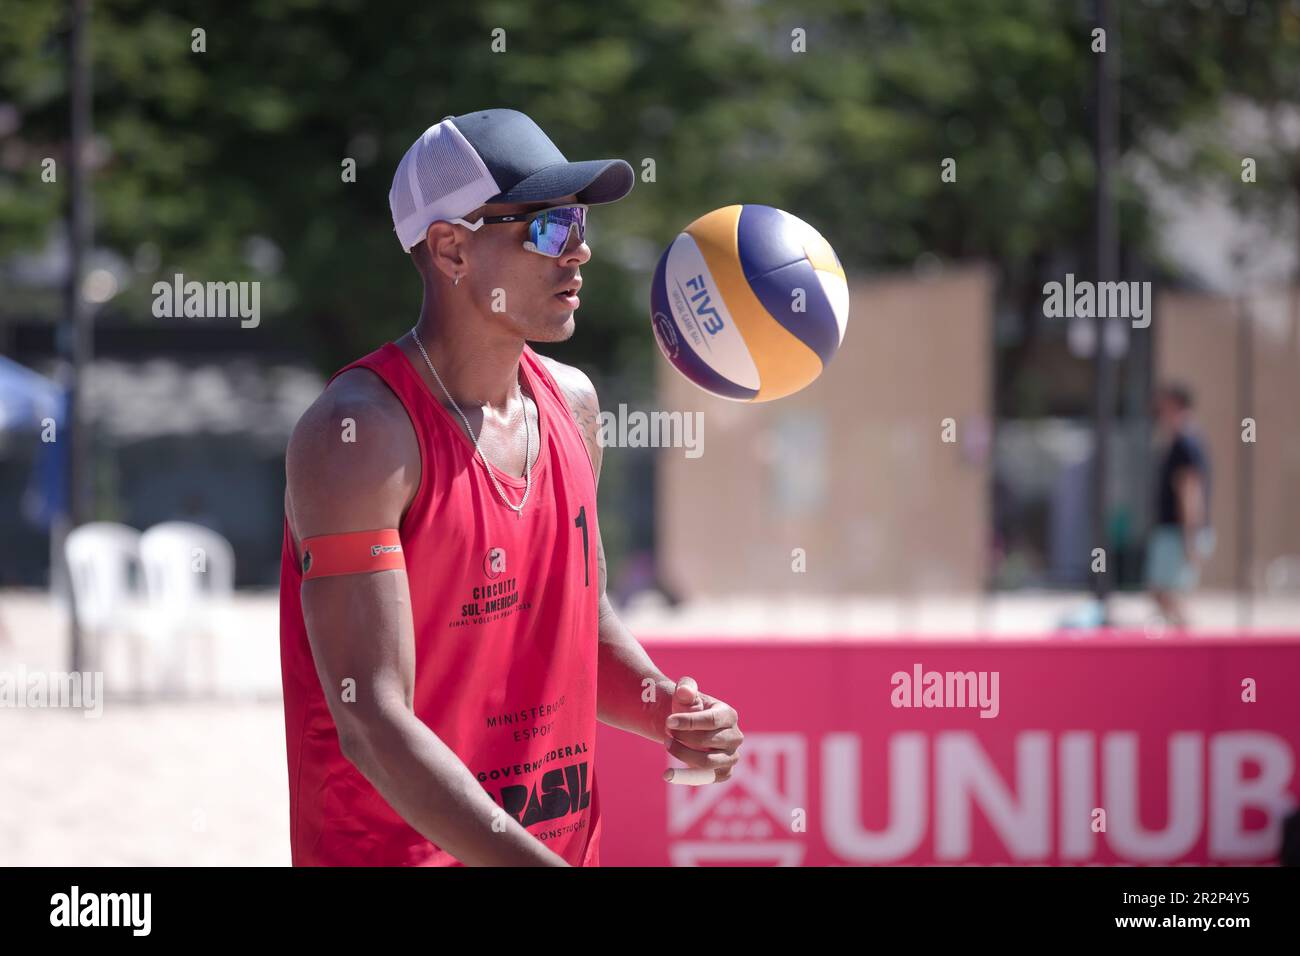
[685,206,824,402]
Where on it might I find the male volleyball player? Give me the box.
[279,108,744,866]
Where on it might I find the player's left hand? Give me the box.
[662,676,743,785]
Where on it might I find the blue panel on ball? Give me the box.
[736,204,807,279]
[651,248,758,400]
[746,259,841,367]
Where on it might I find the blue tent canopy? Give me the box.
[0,354,62,433]
[0,355,68,529]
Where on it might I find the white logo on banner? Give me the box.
[667,733,807,866]
[661,730,1297,865]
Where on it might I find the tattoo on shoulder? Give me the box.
[547,363,603,474]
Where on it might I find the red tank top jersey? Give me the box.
[279,342,603,866]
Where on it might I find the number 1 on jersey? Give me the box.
[574,505,589,587]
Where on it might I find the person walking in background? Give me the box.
[1146,383,1214,630]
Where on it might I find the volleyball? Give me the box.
[649,204,849,402]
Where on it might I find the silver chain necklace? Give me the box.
[410,328,532,514]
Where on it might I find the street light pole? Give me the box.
[61,0,93,672]
[1091,0,1119,623]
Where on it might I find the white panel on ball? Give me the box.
[664,233,761,390]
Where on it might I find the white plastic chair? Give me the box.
[65,522,147,693]
[139,521,236,696]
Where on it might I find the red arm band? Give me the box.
[300,529,405,580]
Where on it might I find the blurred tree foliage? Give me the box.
[1,0,1298,393]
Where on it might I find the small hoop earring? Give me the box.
[453,275,462,287]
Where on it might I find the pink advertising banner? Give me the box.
[594,635,1300,866]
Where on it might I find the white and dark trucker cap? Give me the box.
[389,108,635,253]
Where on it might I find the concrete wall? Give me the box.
[656,265,994,598]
